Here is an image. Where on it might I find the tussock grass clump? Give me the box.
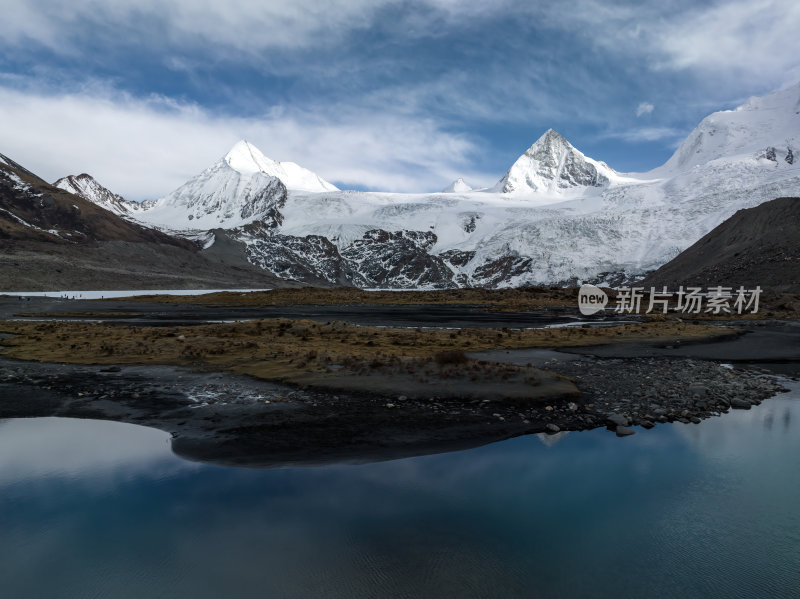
[434,350,469,366]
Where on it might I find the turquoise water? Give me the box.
[2,385,799,598]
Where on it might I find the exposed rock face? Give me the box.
[460,213,480,233]
[439,249,475,269]
[240,227,456,288]
[0,154,190,246]
[340,230,454,288]
[472,255,535,288]
[243,231,365,286]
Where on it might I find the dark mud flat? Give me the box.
[562,320,800,377]
[0,357,553,468]
[0,295,615,329]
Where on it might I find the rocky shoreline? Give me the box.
[538,356,789,436]
[0,347,791,467]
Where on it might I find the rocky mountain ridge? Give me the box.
[0,153,286,291]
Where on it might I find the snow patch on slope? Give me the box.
[136,165,286,231]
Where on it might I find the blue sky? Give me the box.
[1,0,799,200]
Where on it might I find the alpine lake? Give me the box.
[2,384,798,598]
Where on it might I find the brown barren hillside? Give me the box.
[0,152,287,291]
[640,197,800,293]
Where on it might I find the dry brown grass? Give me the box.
[103,286,800,319]
[0,317,732,381]
[13,312,144,318]
[108,286,579,310]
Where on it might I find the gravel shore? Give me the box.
[0,345,791,467]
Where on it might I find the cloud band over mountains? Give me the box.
[1,0,798,200]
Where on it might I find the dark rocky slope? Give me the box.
[0,153,287,291]
[639,197,800,293]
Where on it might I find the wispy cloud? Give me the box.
[0,0,381,53]
[636,102,654,117]
[1,0,798,187]
[654,0,800,86]
[605,127,685,144]
[0,83,492,199]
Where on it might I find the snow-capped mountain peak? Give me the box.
[133,160,285,232]
[492,129,616,194]
[442,178,474,193]
[662,81,800,172]
[224,140,275,174]
[223,139,338,192]
[54,173,141,216]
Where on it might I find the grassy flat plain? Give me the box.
[0,316,736,401]
[114,286,578,310]
[110,286,800,318]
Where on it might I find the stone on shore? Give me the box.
[615,425,636,437]
[606,413,629,427]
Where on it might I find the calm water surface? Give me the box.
[2,384,799,599]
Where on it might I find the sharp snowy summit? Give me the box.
[119,140,337,232]
[223,140,338,193]
[57,82,800,289]
[442,178,474,193]
[491,129,622,195]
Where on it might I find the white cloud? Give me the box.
[636,102,654,117]
[654,0,800,84]
[524,1,800,98]
[0,84,490,199]
[1,0,516,52]
[606,126,684,144]
[4,1,798,90]
[0,0,382,53]
[2,0,796,187]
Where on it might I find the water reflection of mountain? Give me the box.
[536,431,570,447]
[673,382,799,456]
